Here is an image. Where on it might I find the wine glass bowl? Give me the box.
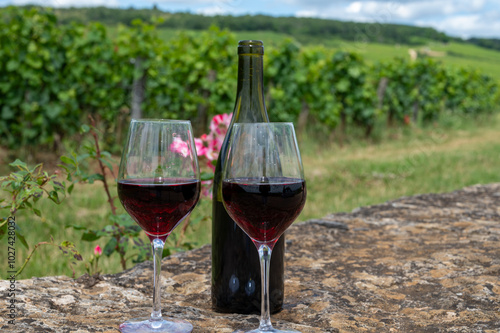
[118,178,200,242]
[117,119,200,333]
[222,122,306,333]
[222,177,305,246]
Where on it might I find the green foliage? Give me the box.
[375,57,500,126]
[299,46,339,129]
[328,51,378,134]
[0,159,84,277]
[0,7,128,150]
[146,25,237,132]
[0,160,66,230]
[0,7,75,147]
[375,57,415,124]
[0,6,498,149]
[114,18,163,116]
[444,67,499,115]
[266,39,303,122]
[59,122,141,270]
[65,22,127,127]
[412,58,448,122]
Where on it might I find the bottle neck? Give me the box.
[233,53,268,123]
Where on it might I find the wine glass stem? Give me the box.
[151,238,165,321]
[258,244,274,331]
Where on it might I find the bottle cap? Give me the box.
[238,40,264,55]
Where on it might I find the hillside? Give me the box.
[6,6,448,44]
[46,6,500,51]
[6,5,500,52]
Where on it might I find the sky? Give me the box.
[2,0,500,39]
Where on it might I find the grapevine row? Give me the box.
[0,7,498,150]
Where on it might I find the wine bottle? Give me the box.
[211,40,285,314]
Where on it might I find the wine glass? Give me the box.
[117,119,201,333]
[221,122,307,333]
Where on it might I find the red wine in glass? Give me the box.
[222,177,306,245]
[118,178,201,242]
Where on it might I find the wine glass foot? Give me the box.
[234,328,301,333]
[119,317,193,333]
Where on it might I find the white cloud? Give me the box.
[346,2,362,14]
[296,9,320,17]
[287,0,500,38]
[193,0,247,15]
[287,0,490,20]
[471,0,486,10]
[339,1,465,21]
[196,5,228,16]
[437,14,481,31]
[421,13,500,38]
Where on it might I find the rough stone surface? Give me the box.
[1,183,500,332]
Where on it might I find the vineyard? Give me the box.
[1,6,499,153]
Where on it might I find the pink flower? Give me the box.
[210,113,232,137]
[194,113,232,165]
[194,138,207,156]
[94,245,102,256]
[193,113,233,196]
[207,113,232,159]
[170,136,189,157]
[204,139,218,162]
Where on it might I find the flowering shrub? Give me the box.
[195,113,232,197]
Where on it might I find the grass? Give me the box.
[300,114,500,221]
[2,113,500,279]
